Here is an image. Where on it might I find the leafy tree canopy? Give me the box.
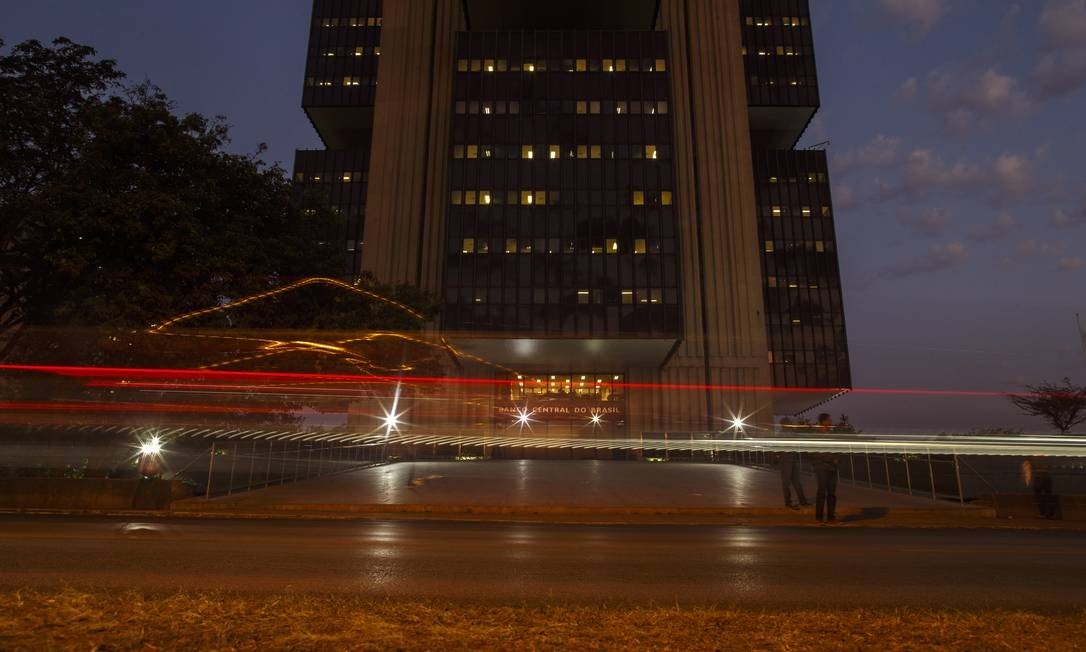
[0,38,435,361]
[1008,378,1086,435]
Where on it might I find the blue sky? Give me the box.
[4,0,1085,431]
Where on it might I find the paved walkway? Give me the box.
[199,460,962,512]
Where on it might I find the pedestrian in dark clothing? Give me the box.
[1023,457,1058,519]
[777,418,808,509]
[812,413,839,524]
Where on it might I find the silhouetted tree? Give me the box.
[1008,378,1086,435]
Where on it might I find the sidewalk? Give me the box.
[162,459,1070,528]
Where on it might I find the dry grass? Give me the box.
[0,589,1083,651]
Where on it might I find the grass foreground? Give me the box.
[1,589,1084,651]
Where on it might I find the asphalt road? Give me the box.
[1,516,1083,609]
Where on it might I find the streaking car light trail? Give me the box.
[3,364,1080,398]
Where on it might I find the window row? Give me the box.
[510,374,624,401]
[453,144,662,160]
[766,276,826,289]
[453,287,674,305]
[743,46,811,57]
[744,16,809,27]
[305,76,377,87]
[749,76,814,87]
[766,173,828,184]
[295,171,367,183]
[318,17,382,27]
[450,190,672,206]
[457,58,666,73]
[765,205,832,218]
[317,46,381,57]
[459,237,665,255]
[764,240,836,253]
[453,100,669,115]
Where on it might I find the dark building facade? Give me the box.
[294,0,850,432]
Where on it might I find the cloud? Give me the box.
[833,183,859,211]
[899,207,950,236]
[876,0,948,35]
[1050,207,1085,228]
[1031,0,1086,99]
[912,67,1032,133]
[1015,239,1066,258]
[1058,257,1085,270]
[967,212,1016,242]
[880,242,969,279]
[831,134,903,176]
[875,149,1036,203]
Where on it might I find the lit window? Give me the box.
[765,241,775,253]
[497,59,507,71]
[470,59,482,72]
[769,176,778,184]
[505,239,517,254]
[655,59,667,72]
[521,191,534,206]
[645,145,657,159]
[482,147,492,158]
[536,191,546,205]
[661,191,672,205]
[591,244,604,254]
[650,289,662,304]
[615,59,626,72]
[633,191,645,206]
[590,101,601,114]
[577,290,590,304]
[480,191,492,205]
[343,76,360,86]
[522,145,534,159]
[453,145,464,159]
[341,172,353,182]
[590,145,601,159]
[771,206,782,217]
[606,239,619,254]
[604,58,614,72]
[525,61,536,72]
[508,101,519,114]
[767,276,778,288]
[621,290,634,304]
[484,59,495,72]
[467,145,478,159]
[616,101,627,114]
[482,103,492,115]
[634,239,647,254]
[821,206,831,217]
[577,145,588,159]
[311,175,322,182]
[549,145,560,159]
[374,47,381,56]
[815,241,825,253]
[478,240,490,253]
[801,207,811,217]
[457,59,468,71]
[576,59,587,72]
[657,101,668,114]
[474,289,487,304]
[521,240,533,253]
[451,191,462,205]
[576,101,587,114]
[464,191,477,205]
[462,238,475,253]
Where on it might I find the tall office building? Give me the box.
[294,0,850,434]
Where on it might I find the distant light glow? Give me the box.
[139,436,162,457]
[589,411,603,427]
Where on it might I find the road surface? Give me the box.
[1,516,1083,609]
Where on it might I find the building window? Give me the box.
[520,191,534,206]
[606,239,619,254]
[661,191,673,206]
[453,145,464,159]
[604,58,614,72]
[821,206,832,217]
[771,206,782,217]
[616,101,627,114]
[621,290,634,304]
[765,241,775,253]
[634,239,647,254]
[632,191,645,206]
[576,58,587,72]
[645,145,657,159]
[767,276,778,288]
[655,59,667,72]
[505,239,517,254]
[548,145,560,159]
[466,145,478,159]
[577,290,590,304]
[522,145,534,159]
[464,191,476,205]
[480,191,492,205]
[590,145,601,159]
[576,101,587,114]
[801,206,811,217]
[462,238,475,254]
[451,191,462,205]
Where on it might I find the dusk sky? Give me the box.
[4,0,1085,431]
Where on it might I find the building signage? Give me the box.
[494,400,624,422]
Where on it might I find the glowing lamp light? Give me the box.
[139,436,162,457]
[729,417,747,433]
[589,412,603,427]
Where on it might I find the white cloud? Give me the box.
[881,242,968,278]
[1031,0,1086,99]
[876,0,948,35]
[919,67,1032,133]
[875,149,1037,203]
[967,212,1016,242]
[1015,239,1066,258]
[1050,207,1085,228]
[900,207,950,236]
[831,134,903,175]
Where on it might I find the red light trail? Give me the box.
[0,363,1052,398]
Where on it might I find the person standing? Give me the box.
[777,418,809,509]
[812,413,840,524]
[1023,456,1058,519]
